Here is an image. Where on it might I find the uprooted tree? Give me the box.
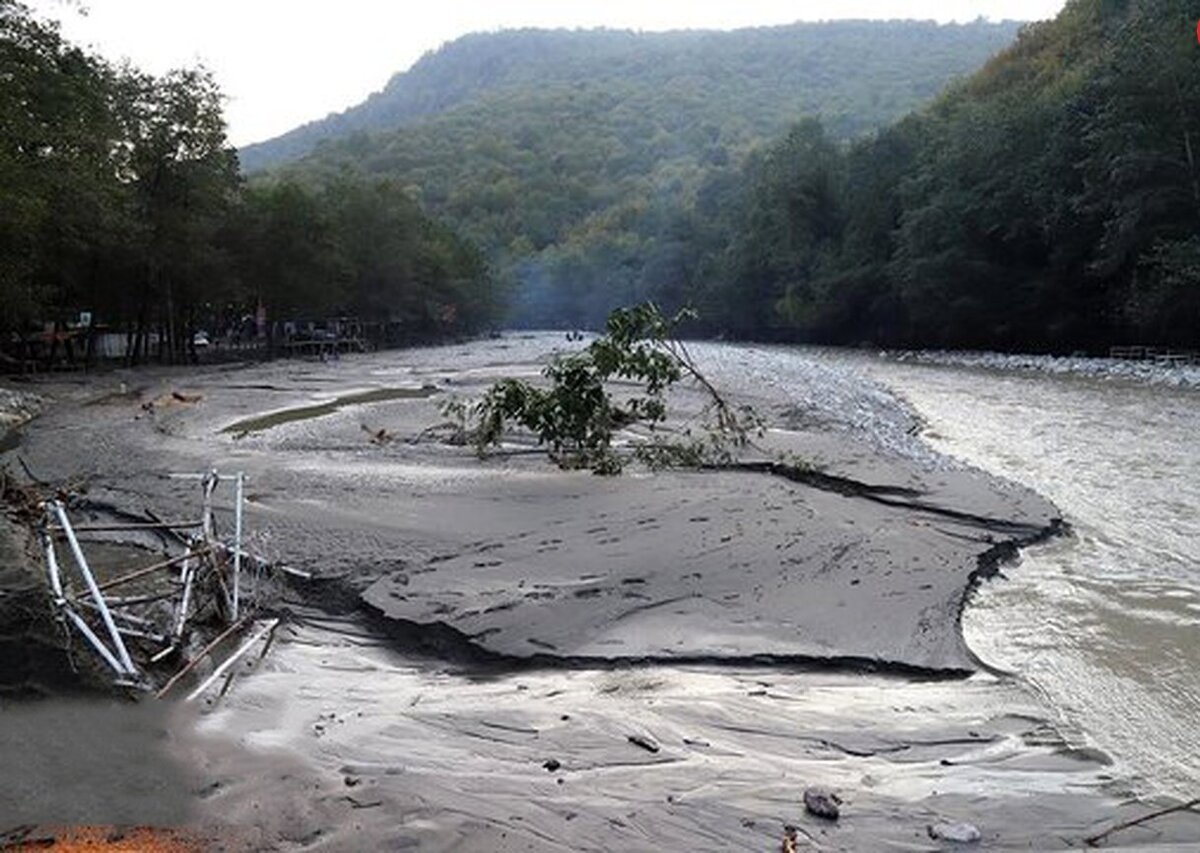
[445,303,762,474]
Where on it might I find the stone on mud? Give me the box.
[803,787,841,820]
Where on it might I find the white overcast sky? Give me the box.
[29,1,1067,147]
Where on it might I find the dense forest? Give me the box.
[252,22,1020,328]
[676,0,1200,350]
[8,1,1196,359]
[256,5,1200,351]
[242,23,1021,172]
[0,1,498,364]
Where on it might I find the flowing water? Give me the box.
[601,339,1200,799]
[7,336,1200,844]
[850,357,1200,799]
[451,338,1200,799]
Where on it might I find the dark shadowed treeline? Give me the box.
[674,0,1200,351]
[0,2,497,364]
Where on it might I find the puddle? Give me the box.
[223,386,439,436]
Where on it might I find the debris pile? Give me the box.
[34,470,302,699]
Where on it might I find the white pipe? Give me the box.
[39,525,64,603]
[185,618,279,702]
[174,555,194,640]
[51,501,137,676]
[201,470,217,541]
[63,606,126,676]
[233,472,244,620]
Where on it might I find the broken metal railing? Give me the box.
[36,470,306,697]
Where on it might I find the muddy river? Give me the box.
[4,336,1199,848]
[855,356,1200,799]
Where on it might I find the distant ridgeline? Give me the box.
[697,0,1200,351]
[250,3,1200,352]
[243,21,1021,328]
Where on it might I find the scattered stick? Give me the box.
[184,618,280,703]
[48,520,204,533]
[627,734,660,754]
[100,589,182,607]
[1085,798,1200,847]
[342,796,383,809]
[155,615,251,699]
[143,508,192,547]
[87,546,212,595]
[17,454,48,484]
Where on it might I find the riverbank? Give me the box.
[859,350,1200,805]
[887,348,1200,388]
[2,335,1197,849]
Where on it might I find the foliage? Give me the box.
[250,21,1021,329]
[672,0,1200,351]
[0,2,498,359]
[452,303,761,474]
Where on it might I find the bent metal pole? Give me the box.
[50,500,137,677]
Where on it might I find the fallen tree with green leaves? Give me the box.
[445,303,762,474]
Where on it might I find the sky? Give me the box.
[29,1,1067,148]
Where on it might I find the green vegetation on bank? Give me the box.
[0,1,498,363]
[253,22,1019,329]
[678,0,1200,350]
[450,302,761,474]
[10,0,1194,357]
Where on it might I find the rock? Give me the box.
[928,822,981,843]
[627,734,660,753]
[803,787,841,820]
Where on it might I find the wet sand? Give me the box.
[3,335,1198,849]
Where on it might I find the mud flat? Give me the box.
[3,335,1198,850]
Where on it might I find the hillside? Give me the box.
[247,21,1020,325]
[0,2,499,361]
[240,22,1020,173]
[685,0,1200,350]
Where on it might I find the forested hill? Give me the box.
[240,21,1021,173]
[0,1,500,364]
[250,21,1020,328]
[685,0,1200,351]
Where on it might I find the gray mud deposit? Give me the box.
[361,464,1055,672]
[12,338,1057,675]
[4,336,1197,849]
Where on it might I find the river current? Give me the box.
[402,337,1200,798]
[470,337,1200,799]
[854,357,1200,800]
[532,337,1197,799]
